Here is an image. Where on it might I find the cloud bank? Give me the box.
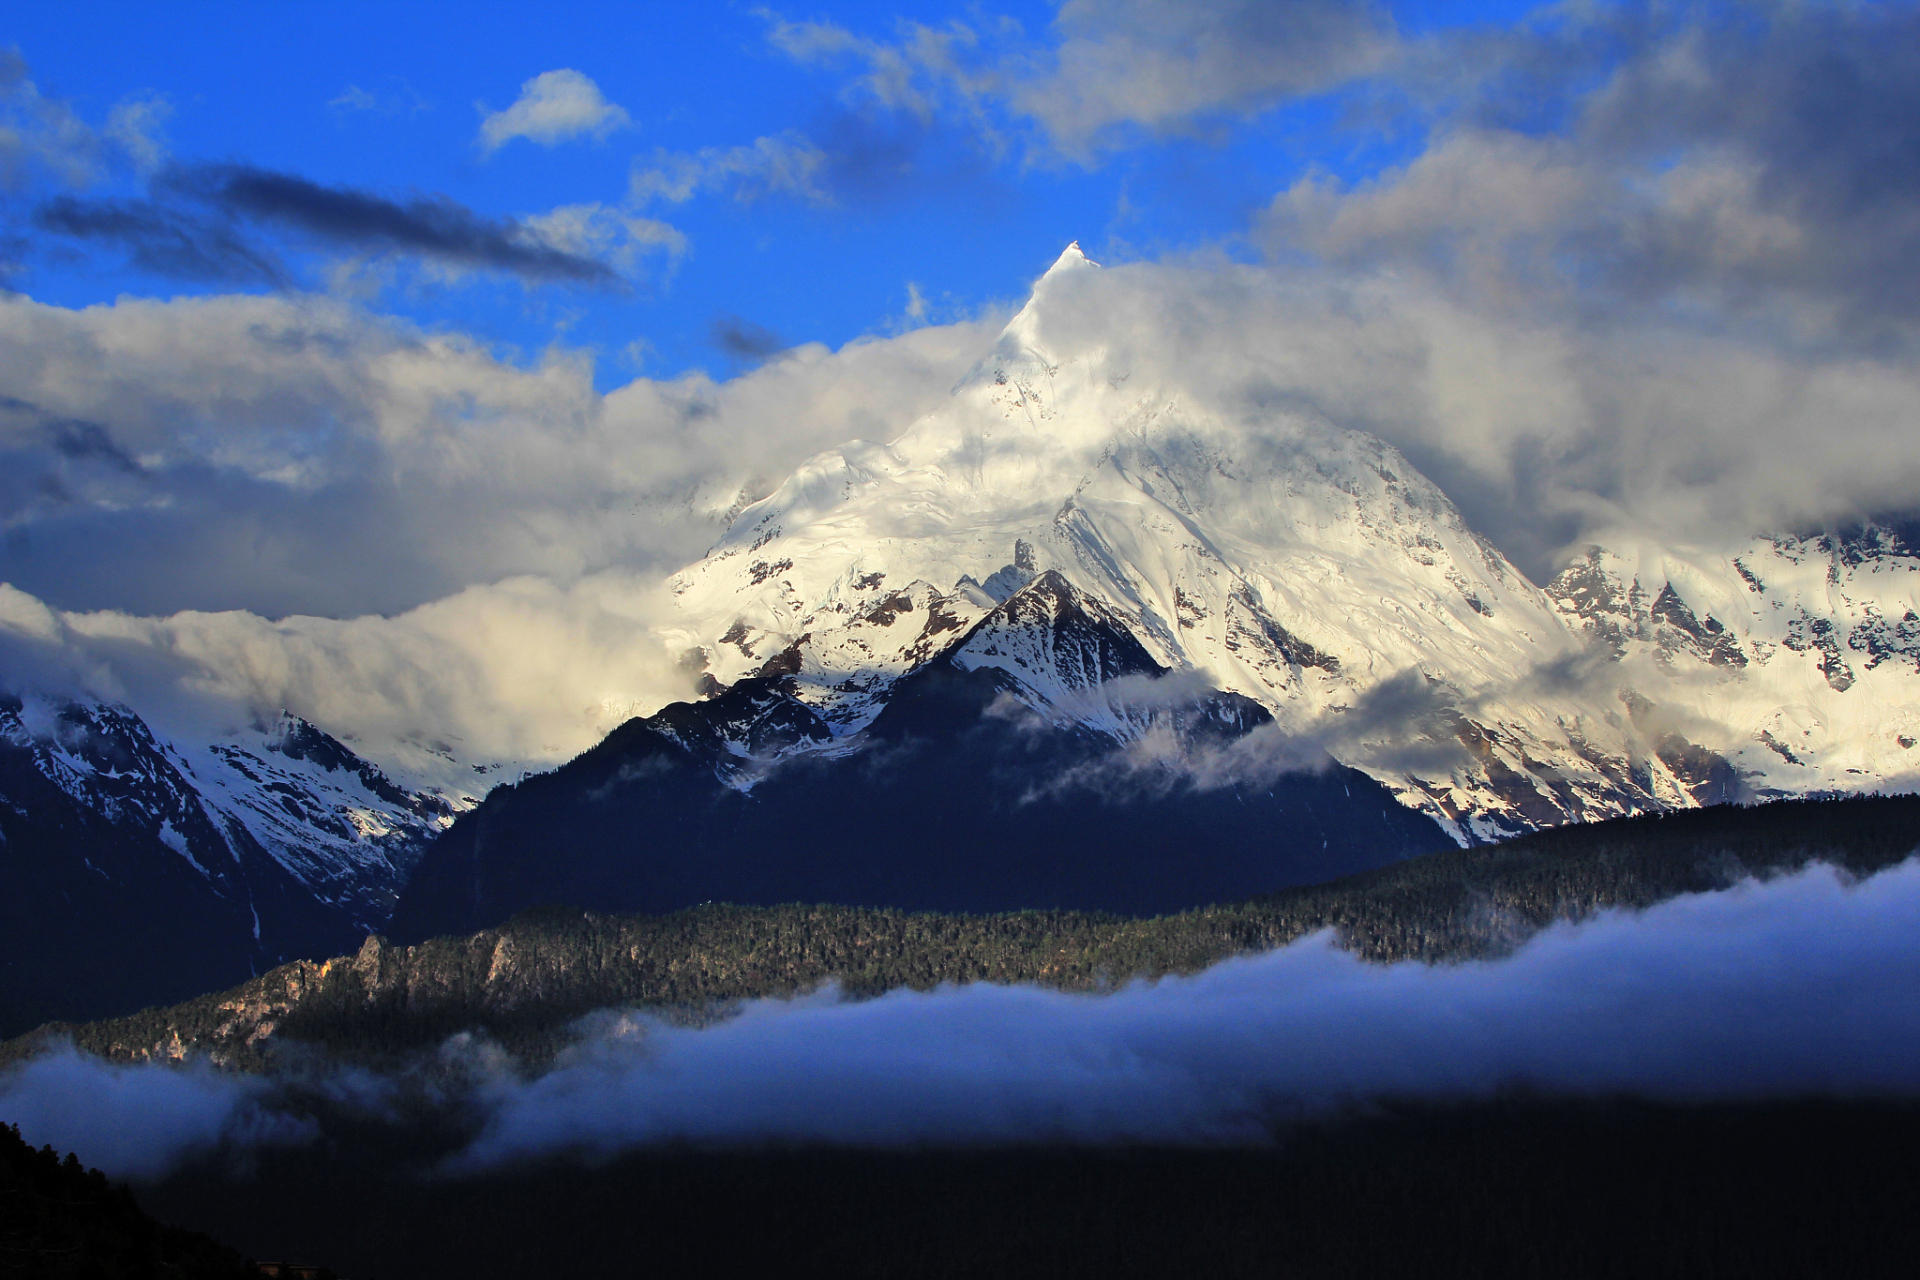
[0,1048,308,1180]
[5,860,1918,1178]
[0,292,998,765]
[458,859,1920,1162]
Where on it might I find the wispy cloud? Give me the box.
[0,46,170,190]
[32,194,286,285]
[328,79,429,118]
[628,132,830,207]
[760,0,1395,163]
[33,164,626,288]
[168,164,623,284]
[1016,0,1395,157]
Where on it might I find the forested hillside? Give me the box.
[9,794,1918,1071]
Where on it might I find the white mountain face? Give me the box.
[659,244,1920,841]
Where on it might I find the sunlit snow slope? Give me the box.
[661,245,1920,841]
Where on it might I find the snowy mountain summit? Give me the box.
[14,242,1920,1021]
[662,244,1920,840]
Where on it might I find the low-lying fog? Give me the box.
[7,859,1919,1179]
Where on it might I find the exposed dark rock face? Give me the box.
[1649,584,1748,670]
[265,718,452,821]
[1849,606,1920,673]
[1782,611,1856,692]
[1654,734,1743,807]
[1546,551,1749,671]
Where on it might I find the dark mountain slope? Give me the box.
[0,1121,263,1279]
[0,698,368,1038]
[389,651,1441,943]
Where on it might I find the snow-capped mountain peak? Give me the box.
[656,243,1920,841]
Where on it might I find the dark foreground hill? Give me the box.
[11,793,1917,1071]
[0,1120,264,1279]
[129,1096,1920,1280]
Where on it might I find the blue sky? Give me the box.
[3,1,1538,385]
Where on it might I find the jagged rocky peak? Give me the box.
[258,710,454,819]
[959,537,1041,603]
[658,245,1633,839]
[953,570,1160,708]
[643,675,833,775]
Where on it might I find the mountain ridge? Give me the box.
[10,243,1920,1029]
[388,565,1443,942]
[0,692,459,1032]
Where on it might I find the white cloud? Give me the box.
[1016,0,1395,156]
[0,47,166,189]
[478,69,631,154]
[100,93,170,173]
[514,201,687,274]
[763,13,1009,146]
[0,289,993,608]
[0,572,693,770]
[329,84,378,112]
